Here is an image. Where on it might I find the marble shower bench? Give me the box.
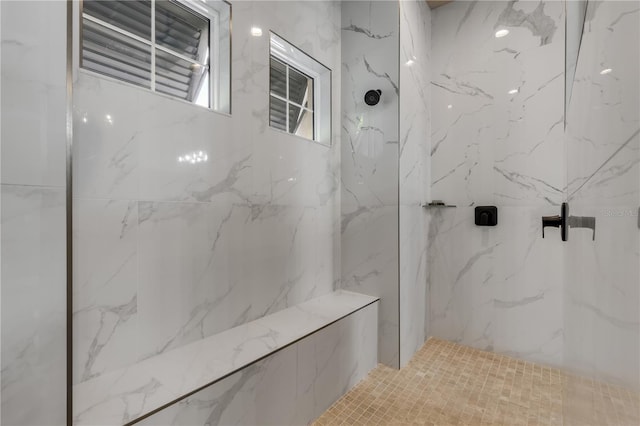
[73,290,379,425]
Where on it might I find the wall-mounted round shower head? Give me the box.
[364,89,382,106]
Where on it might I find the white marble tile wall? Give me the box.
[340,0,400,368]
[399,0,431,367]
[564,0,640,390]
[1,186,67,425]
[1,1,67,188]
[73,0,343,392]
[1,0,68,424]
[428,206,564,362]
[136,301,378,426]
[428,0,566,368]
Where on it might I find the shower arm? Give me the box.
[542,202,568,241]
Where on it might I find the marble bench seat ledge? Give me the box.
[73,290,380,425]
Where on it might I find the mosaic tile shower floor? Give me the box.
[313,338,639,426]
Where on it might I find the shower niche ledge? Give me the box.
[73,290,379,425]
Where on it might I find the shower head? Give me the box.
[364,89,381,106]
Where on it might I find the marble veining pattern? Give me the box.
[73,291,378,425]
[427,0,566,368]
[564,0,640,390]
[340,0,400,368]
[399,0,431,367]
[73,0,343,401]
[138,300,377,426]
[428,0,640,390]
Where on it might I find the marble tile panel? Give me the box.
[340,0,400,369]
[341,204,399,367]
[430,0,565,208]
[563,0,640,390]
[399,0,432,367]
[136,199,250,359]
[1,184,67,425]
[73,199,138,384]
[0,0,67,187]
[566,1,639,206]
[427,205,564,367]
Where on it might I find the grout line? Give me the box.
[568,128,640,201]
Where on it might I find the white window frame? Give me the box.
[79,0,226,111]
[269,57,315,139]
[269,32,332,146]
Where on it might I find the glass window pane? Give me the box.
[84,0,152,40]
[82,0,230,112]
[270,58,287,98]
[270,96,287,131]
[155,49,208,105]
[193,72,210,108]
[288,67,313,110]
[82,18,152,88]
[289,104,314,139]
[155,0,210,64]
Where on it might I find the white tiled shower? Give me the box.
[1,0,638,424]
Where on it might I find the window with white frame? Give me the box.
[269,57,315,140]
[269,32,331,145]
[81,0,231,113]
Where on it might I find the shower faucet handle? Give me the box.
[567,215,596,241]
[541,203,596,241]
[542,203,568,241]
